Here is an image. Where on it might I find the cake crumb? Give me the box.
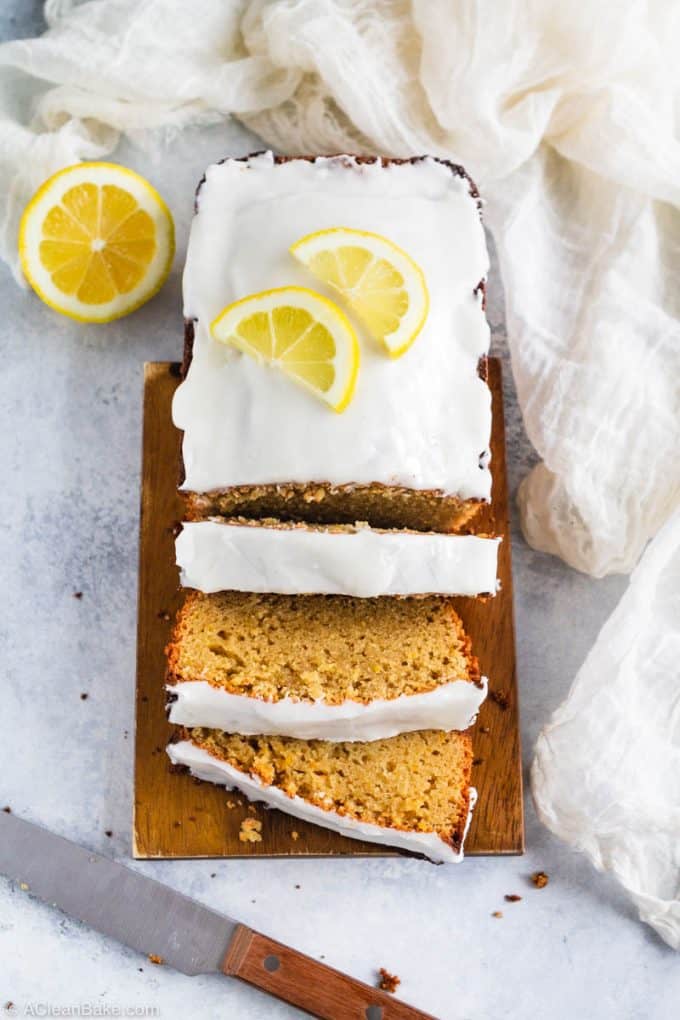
[2,806,11,814]
[105,830,113,838]
[239,818,263,843]
[505,894,522,902]
[4,1003,14,1013]
[532,871,549,888]
[247,804,257,815]
[479,725,490,734]
[294,884,301,889]
[210,873,216,878]
[472,757,484,766]
[157,610,171,622]
[291,830,300,841]
[304,487,326,503]
[148,954,164,966]
[80,693,89,701]
[492,910,503,918]
[378,968,400,994]
[73,591,83,600]
[489,689,509,710]
[226,800,236,809]
[19,883,29,892]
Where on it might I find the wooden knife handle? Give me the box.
[223,924,437,1020]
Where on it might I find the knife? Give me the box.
[0,811,435,1020]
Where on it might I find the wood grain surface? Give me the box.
[223,925,436,1019]
[133,358,523,859]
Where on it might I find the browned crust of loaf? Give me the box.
[178,153,490,506]
[164,590,483,697]
[460,629,482,688]
[169,724,474,859]
[164,593,195,689]
[160,591,291,691]
[180,317,195,380]
[180,484,483,534]
[203,515,496,539]
[447,765,473,857]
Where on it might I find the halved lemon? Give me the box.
[19,162,175,323]
[290,227,429,358]
[211,287,360,412]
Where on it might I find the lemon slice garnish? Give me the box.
[211,287,360,412]
[290,227,429,358]
[19,162,174,323]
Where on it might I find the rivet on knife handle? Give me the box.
[222,924,437,1020]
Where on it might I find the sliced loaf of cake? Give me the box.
[173,152,492,534]
[168,728,475,863]
[166,591,486,741]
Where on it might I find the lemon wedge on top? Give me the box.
[211,287,360,412]
[290,227,429,358]
[19,162,174,323]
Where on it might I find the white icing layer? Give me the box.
[167,676,488,741]
[174,153,491,498]
[167,740,476,863]
[176,520,500,597]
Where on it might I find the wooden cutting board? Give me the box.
[133,358,524,858]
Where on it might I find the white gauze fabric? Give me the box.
[533,506,680,949]
[2,0,680,945]
[0,0,679,575]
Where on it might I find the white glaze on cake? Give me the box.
[173,153,491,498]
[176,520,500,597]
[167,676,488,741]
[166,740,476,863]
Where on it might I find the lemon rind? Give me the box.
[210,286,360,413]
[290,226,430,359]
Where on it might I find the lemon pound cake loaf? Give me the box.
[168,728,475,863]
[166,591,486,740]
[176,519,500,598]
[173,153,492,533]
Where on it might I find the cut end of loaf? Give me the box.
[182,481,485,533]
[166,591,481,705]
[180,727,474,854]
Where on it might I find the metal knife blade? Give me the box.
[0,810,234,975]
[0,811,436,1019]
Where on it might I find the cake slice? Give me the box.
[166,591,486,741]
[174,152,491,533]
[167,728,475,863]
[176,518,500,598]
